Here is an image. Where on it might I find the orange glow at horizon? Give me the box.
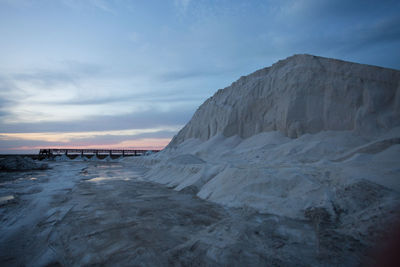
[0,127,179,152]
[0,127,180,142]
[9,138,171,152]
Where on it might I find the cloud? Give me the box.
[0,128,177,142]
[157,68,234,82]
[0,137,171,153]
[274,0,399,21]
[347,17,400,50]
[0,55,210,126]
[0,62,118,123]
[249,0,400,66]
[0,128,175,153]
[1,0,400,154]
[0,100,14,119]
[10,61,104,88]
[12,71,77,88]
[0,77,18,118]
[61,0,115,14]
[35,89,205,106]
[0,106,194,133]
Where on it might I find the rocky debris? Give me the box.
[0,156,49,172]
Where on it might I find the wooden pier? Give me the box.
[39,148,160,159]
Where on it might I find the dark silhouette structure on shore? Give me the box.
[39,148,160,159]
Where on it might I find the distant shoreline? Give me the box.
[0,154,130,160]
[0,154,39,159]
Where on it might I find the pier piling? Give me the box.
[39,148,160,159]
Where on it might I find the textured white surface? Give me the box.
[128,55,400,241]
[169,54,400,145]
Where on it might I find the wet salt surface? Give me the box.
[0,195,14,205]
[0,161,365,266]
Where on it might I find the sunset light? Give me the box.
[2,1,398,154]
[1,1,399,266]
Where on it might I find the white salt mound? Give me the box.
[169,54,400,145]
[129,54,400,245]
[170,154,205,165]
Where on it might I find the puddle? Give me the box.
[86,177,109,182]
[86,175,131,183]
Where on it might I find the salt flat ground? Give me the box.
[0,161,369,266]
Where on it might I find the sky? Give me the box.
[0,0,399,153]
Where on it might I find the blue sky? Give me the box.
[0,0,399,153]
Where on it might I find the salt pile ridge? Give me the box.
[170,54,400,143]
[130,54,400,245]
